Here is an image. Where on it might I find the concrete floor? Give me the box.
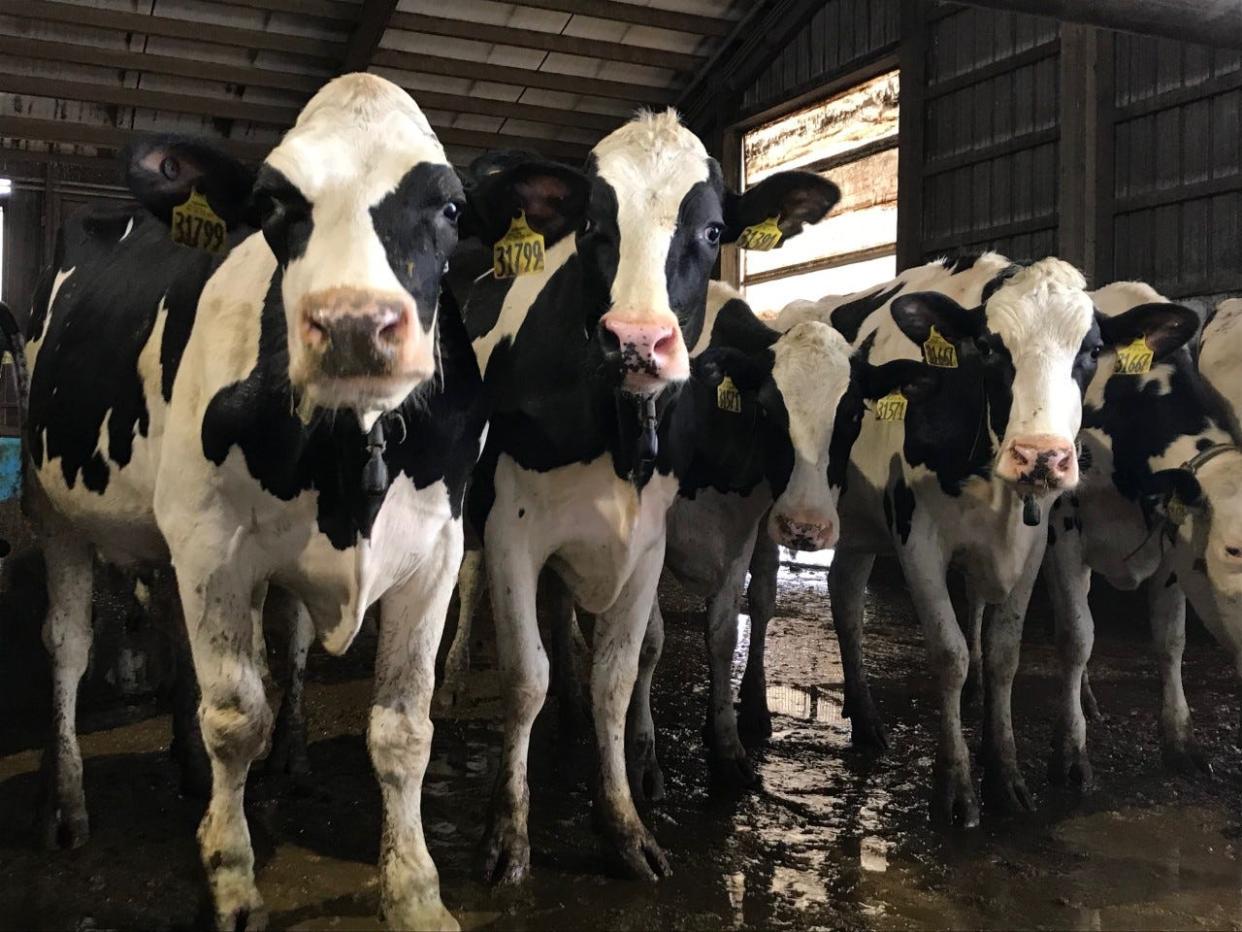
[3,561,1242,930]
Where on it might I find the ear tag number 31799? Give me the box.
[171,189,227,254]
[922,326,958,368]
[874,390,907,422]
[1114,335,1154,375]
[736,215,783,251]
[717,375,742,413]
[493,211,545,279]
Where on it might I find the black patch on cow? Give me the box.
[1063,516,1076,532]
[1193,557,1207,574]
[941,254,979,274]
[253,166,313,265]
[202,272,485,548]
[27,204,236,492]
[980,261,1032,305]
[1166,572,1178,588]
[829,282,907,343]
[1047,523,1057,545]
[891,477,916,545]
[1196,436,1214,451]
[708,298,779,356]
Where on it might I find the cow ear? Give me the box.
[725,171,840,246]
[124,135,257,229]
[692,346,769,392]
[857,358,941,401]
[463,158,588,245]
[890,292,982,347]
[1145,467,1205,527]
[1098,302,1201,361]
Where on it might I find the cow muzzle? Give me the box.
[599,311,688,394]
[299,287,433,386]
[995,433,1078,491]
[770,509,837,552]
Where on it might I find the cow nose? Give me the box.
[772,512,837,551]
[600,315,683,390]
[302,297,412,378]
[1001,435,1077,488]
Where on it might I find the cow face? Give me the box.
[128,74,465,418]
[892,261,1101,495]
[580,111,839,395]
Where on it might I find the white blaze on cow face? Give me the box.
[767,321,855,551]
[590,110,716,394]
[258,74,463,418]
[985,260,1095,491]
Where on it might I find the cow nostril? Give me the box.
[652,328,677,357]
[376,311,404,344]
[1227,546,1242,559]
[305,312,330,345]
[1011,445,1033,466]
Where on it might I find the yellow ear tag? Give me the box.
[736,216,783,251]
[170,188,227,254]
[717,375,742,413]
[922,326,958,368]
[493,211,545,279]
[1165,494,1188,526]
[874,390,907,422]
[1114,334,1154,375]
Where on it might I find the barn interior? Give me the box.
[2,0,1242,929]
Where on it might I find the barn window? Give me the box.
[738,71,899,314]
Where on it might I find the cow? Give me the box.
[746,253,1192,825]
[460,110,841,884]
[1202,297,1242,435]
[24,74,487,931]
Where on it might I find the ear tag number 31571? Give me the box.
[922,326,958,368]
[874,390,907,422]
[737,216,782,251]
[171,189,226,254]
[493,211,545,279]
[1114,335,1154,375]
[717,376,742,413]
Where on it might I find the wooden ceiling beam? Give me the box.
[506,0,736,37]
[372,48,675,105]
[387,12,703,72]
[338,0,399,74]
[9,0,346,61]
[0,115,272,160]
[204,0,359,24]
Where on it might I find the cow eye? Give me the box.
[442,202,461,223]
[976,338,993,358]
[704,223,724,245]
[1090,344,1102,360]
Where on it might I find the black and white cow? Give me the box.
[1203,297,1242,435]
[461,110,839,883]
[759,254,1192,824]
[1039,280,1236,788]
[25,74,486,930]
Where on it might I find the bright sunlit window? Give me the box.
[0,177,10,300]
[739,71,899,315]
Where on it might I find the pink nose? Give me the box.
[1002,435,1076,487]
[602,318,678,378]
[772,513,837,551]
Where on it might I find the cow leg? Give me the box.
[267,589,314,779]
[434,547,485,713]
[703,549,757,787]
[593,542,672,881]
[901,553,977,827]
[978,539,1041,814]
[38,530,94,850]
[1042,528,1095,789]
[626,601,666,803]
[1081,670,1102,722]
[548,571,591,736]
[961,590,986,707]
[737,529,776,742]
[828,552,887,750]
[1148,573,1211,776]
[161,571,211,800]
[179,560,272,931]
[480,544,546,886]
[371,540,461,932]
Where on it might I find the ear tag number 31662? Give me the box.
[717,375,742,413]
[737,216,783,251]
[493,211,545,279]
[1114,335,1154,375]
[875,390,907,422]
[171,189,226,254]
[922,326,958,368]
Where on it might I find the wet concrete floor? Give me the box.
[4,560,1242,930]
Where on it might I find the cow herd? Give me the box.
[9,72,1242,930]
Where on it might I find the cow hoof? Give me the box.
[931,764,979,828]
[432,680,467,717]
[211,875,266,932]
[214,902,268,932]
[736,704,773,745]
[709,753,759,790]
[607,824,672,882]
[1162,741,1213,778]
[383,899,460,932]
[40,805,89,851]
[981,764,1035,814]
[848,698,889,752]
[479,819,531,886]
[1048,742,1095,791]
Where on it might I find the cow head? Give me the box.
[127,74,465,418]
[466,110,839,397]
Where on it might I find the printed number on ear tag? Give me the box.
[1165,494,1189,526]
[717,375,742,413]
[736,216,783,251]
[171,189,227,254]
[493,211,546,279]
[922,326,958,368]
[1114,335,1154,375]
[874,390,907,422]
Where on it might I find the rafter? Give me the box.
[338,0,399,74]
